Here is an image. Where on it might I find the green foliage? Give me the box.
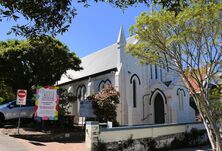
[127,1,222,149]
[0,1,76,37]
[93,140,107,151]
[0,0,193,37]
[170,129,207,149]
[79,0,188,14]
[88,84,119,126]
[0,36,82,98]
[58,88,76,116]
[209,85,222,122]
[56,88,76,127]
[0,80,15,104]
[94,137,157,151]
[128,2,222,68]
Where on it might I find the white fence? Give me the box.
[85,122,206,151]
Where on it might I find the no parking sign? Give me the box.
[16,89,27,105]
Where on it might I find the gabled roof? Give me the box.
[58,27,137,85]
[58,43,119,85]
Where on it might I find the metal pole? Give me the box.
[17,105,21,134]
[82,117,84,130]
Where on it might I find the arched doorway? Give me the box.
[154,93,165,124]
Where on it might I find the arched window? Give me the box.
[160,68,163,81]
[130,74,141,108]
[155,65,158,79]
[179,92,184,111]
[76,85,86,101]
[98,81,105,91]
[150,65,153,79]
[159,61,164,81]
[98,79,112,91]
[133,79,137,107]
[177,88,186,111]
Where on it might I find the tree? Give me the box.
[0,0,189,37]
[0,36,82,97]
[88,84,120,126]
[58,88,76,116]
[57,88,76,127]
[0,80,15,103]
[0,1,76,37]
[209,84,222,123]
[127,1,222,150]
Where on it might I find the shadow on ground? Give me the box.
[10,131,85,143]
[10,132,85,143]
[29,141,46,146]
[2,121,85,143]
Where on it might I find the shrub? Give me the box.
[88,84,120,126]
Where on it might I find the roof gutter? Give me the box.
[57,68,118,86]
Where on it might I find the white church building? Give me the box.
[58,27,195,126]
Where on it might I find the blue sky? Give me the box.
[0,2,149,58]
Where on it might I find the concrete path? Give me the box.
[0,134,28,151]
[0,133,210,151]
[17,140,85,151]
[0,134,85,151]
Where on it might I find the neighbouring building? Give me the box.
[58,27,196,126]
[186,68,222,122]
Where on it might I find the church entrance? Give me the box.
[154,93,165,124]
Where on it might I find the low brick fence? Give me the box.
[85,122,208,151]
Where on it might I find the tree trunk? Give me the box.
[194,96,221,151]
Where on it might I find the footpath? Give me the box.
[0,134,28,151]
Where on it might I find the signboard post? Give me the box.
[16,89,27,134]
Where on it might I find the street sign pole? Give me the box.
[17,105,21,134]
[16,89,27,135]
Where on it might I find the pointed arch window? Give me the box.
[159,61,164,81]
[177,88,186,111]
[155,65,158,79]
[130,74,141,108]
[160,68,163,81]
[179,92,184,111]
[76,85,86,101]
[98,79,112,91]
[150,65,153,79]
[133,79,137,107]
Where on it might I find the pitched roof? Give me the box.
[58,27,137,85]
[58,43,119,85]
[186,76,201,93]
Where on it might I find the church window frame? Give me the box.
[130,74,141,108]
[133,79,137,107]
[98,79,112,91]
[160,68,163,81]
[150,65,153,79]
[177,88,186,111]
[155,65,158,79]
[76,85,86,101]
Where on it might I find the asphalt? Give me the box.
[0,134,28,151]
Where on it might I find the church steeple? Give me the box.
[117,26,126,47]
